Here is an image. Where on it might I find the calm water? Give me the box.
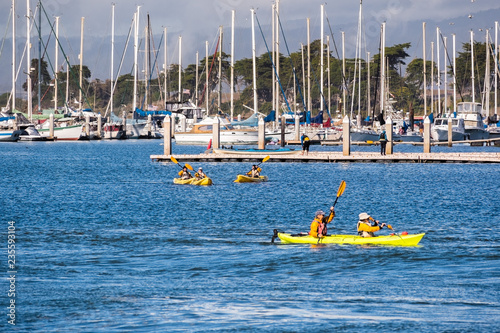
[1,140,500,332]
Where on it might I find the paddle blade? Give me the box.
[170,156,179,165]
[337,180,346,198]
[387,224,393,230]
[185,163,194,171]
[262,155,270,163]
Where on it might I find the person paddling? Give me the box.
[247,165,261,178]
[195,167,207,180]
[178,166,193,180]
[309,207,335,238]
[357,212,386,237]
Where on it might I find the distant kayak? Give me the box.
[276,232,425,246]
[173,177,213,186]
[234,175,269,183]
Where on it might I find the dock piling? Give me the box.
[386,116,393,154]
[342,115,350,156]
[424,116,431,153]
[212,116,220,149]
[163,115,172,155]
[258,116,265,149]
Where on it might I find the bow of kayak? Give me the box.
[277,232,425,246]
[234,175,268,183]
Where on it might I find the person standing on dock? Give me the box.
[379,130,387,155]
[179,166,193,180]
[301,133,310,155]
[309,207,335,238]
[357,213,386,237]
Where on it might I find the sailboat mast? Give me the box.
[431,41,434,115]
[471,30,475,104]
[145,15,149,109]
[133,7,140,111]
[342,31,346,116]
[444,36,447,114]
[79,17,84,110]
[367,51,371,119]
[164,27,167,105]
[54,16,59,111]
[178,35,182,103]
[275,0,280,126]
[218,26,222,109]
[38,0,41,113]
[436,27,441,115]
[11,0,15,112]
[453,34,457,112]
[251,8,258,114]
[205,41,209,112]
[423,22,427,116]
[380,22,385,118]
[271,4,275,120]
[195,51,199,106]
[307,18,311,113]
[495,21,498,117]
[327,35,330,113]
[110,4,114,116]
[230,10,235,121]
[27,0,32,121]
[320,4,324,114]
[485,29,490,115]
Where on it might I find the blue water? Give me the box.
[1,140,500,332]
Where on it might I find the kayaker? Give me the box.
[195,167,206,180]
[379,130,387,155]
[247,165,261,178]
[178,166,193,180]
[309,207,335,238]
[357,212,386,237]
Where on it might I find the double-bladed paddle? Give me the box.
[170,156,193,171]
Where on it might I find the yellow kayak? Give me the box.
[234,175,268,183]
[192,177,213,186]
[276,232,425,246]
[173,177,195,185]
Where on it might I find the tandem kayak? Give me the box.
[173,177,213,186]
[275,232,425,246]
[234,175,269,183]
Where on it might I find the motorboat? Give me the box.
[456,102,489,140]
[431,117,466,141]
[18,124,47,141]
[174,117,259,145]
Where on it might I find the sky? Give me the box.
[1,0,500,94]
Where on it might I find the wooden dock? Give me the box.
[151,151,500,164]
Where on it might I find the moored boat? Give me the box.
[234,175,268,183]
[276,232,425,246]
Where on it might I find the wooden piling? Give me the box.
[212,116,220,149]
[424,116,431,153]
[49,113,54,138]
[163,115,172,156]
[258,116,265,149]
[342,115,350,156]
[294,115,300,141]
[386,116,393,155]
[97,114,102,139]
